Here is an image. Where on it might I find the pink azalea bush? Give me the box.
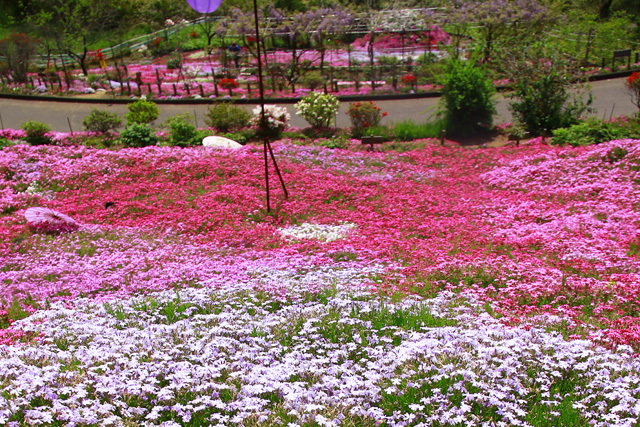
[2,136,640,423]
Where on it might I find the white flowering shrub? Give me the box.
[250,104,290,138]
[295,92,340,129]
[279,222,357,243]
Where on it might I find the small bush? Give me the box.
[301,126,339,139]
[221,129,255,145]
[166,53,182,70]
[86,73,105,88]
[204,103,251,132]
[441,58,496,136]
[362,124,393,140]
[0,137,12,148]
[125,99,159,126]
[165,114,199,147]
[508,45,592,136]
[301,72,326,90]
[82,109,122,134]
[347,101,386,138]
[295,92,340,129]
[551,118,626,147]
[119,123,158,148]
[392,119,446,141]
[319,134,350,149]
[21,120,53,146]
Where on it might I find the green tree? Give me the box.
[441,58,496,135]
[28,0,129,76]
[507,44,593,136]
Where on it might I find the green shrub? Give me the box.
[125,99,159,126]
[392,119,447,141]
[441,58,496,136]
[166,53,182,70]
[21,120,53,146]
[347,101,386,138]
[0,137,12,148]
[119,123,158,148]
[300,72,325,91]
[362,124,393,140]
[86,73,105,88]
[82,109,122,134]
[221,128,255,145]
[301,127,339,139]
[165,115,199,147]
[551,118,627,147]
[204,103,251,132]
[508,45,592,136]
[295,92,340,129]
[319,134,350,149]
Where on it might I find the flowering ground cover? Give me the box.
[2,137,640,425]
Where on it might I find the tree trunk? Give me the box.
[599,0,614,19]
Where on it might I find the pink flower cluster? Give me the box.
[2,137,640,351]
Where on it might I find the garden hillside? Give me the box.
[2,135,640,424]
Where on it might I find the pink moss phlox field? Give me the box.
[2,138,640,350]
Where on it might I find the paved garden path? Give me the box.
[0,77,634,133]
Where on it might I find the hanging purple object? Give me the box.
[186,0,222,13]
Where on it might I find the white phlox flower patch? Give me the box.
[2,279,640,426]
[278,222,358,243]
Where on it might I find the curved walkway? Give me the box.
[0,77,635,132]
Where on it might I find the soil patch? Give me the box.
[450,128,510,148]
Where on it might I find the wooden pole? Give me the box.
[253,0,288,212]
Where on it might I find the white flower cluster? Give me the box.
[250,104,290,131]
[279,222,357,242]
[295,92,340,128]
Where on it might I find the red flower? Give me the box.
[401,74,417,85]
[627,71,640,88]
[218,78,238,89]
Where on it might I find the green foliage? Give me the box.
[392,119,447,141]
[362,124,393,140]
[82,109,122,134]
[0,32,39,83]
[119,123,158,148]
[86,73,105,88]
[550,118,627,146]
[319,135,350,149]
[0,137,12,148]
[125,99,159,126]
[300,71,325,90]
[441,58,496,136]
[547,11,638,64]
[164,114,199,147]
[21,120,53,146]
[295,92,340,129]
[166,52,182,70]
[604,146,628,163]
[204,103,251,132]
[221,129,255,145]
[508,45,592,136]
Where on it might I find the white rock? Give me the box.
[202,136,243,149]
